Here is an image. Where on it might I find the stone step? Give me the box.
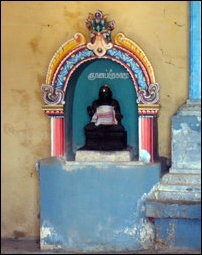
[158,184,201,192]
[170,168,201,174]
[147,188,201,202]
[161,173,201,185]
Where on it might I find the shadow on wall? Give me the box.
[159,156,171,177]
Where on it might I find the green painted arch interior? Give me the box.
[64,58,138,158]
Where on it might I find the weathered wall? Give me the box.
[2,1,189,238]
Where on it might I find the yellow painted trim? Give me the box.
[138,104,160,110]
[114,33,155,83]
[42,105,64,111]
[46,33,87,84]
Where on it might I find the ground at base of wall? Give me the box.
[1,239,201,254]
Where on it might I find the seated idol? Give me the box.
[82,84,127,150]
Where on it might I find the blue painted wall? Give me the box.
[64,59,138,157]
[38,158,161,251]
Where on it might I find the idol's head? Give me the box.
[99,84,112,102]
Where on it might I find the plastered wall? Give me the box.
[2,1,189,238]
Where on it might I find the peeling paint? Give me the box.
[41,221,64,249]
[41,224,52,239]
[139,150,151,163]
[173,122,189,134]
[172,118,201,169]
[156,221,175,249]
[118,193,156,249]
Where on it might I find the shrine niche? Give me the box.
[41,10,160,162]
[37,10,162,252]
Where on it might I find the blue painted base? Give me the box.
[37,157,161,252]
[155,218,201,250]
[146,200,201,249]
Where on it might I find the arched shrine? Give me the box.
[41,10,160,162]
[38,10,162,251]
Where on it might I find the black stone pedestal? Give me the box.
[82,129,127,151]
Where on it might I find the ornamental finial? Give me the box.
[86,10,115,57]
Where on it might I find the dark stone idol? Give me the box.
[81,84,127,150]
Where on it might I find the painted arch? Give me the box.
[41,32,160,162]
[42,33,159,109]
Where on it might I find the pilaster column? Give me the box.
[138,104,159,163]
[51,117,65,157]
[189,1,201,100]
[42,104,65,157]
[145,2,201,250]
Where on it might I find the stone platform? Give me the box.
[75,150,133,162]
[36,157,161,252]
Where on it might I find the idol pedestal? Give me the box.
[36,157,161,252]
[83,129,127,151]
[75,149,133,162]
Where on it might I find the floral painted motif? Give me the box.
[54,49,94,89]
[137,83,160,104]
[41,84,64,105]
[107,48,147,90]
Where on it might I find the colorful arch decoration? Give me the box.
[42,32,159,106]
[41,12,160,162]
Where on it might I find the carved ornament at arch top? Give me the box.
[41,12,160,117]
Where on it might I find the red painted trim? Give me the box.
[140,116,155,163]
[58,118,62,156]
[61,118,65,156]
[148,117,152,162]
[52,118,65,157]
[55,119,60,156]
[145,118,149,153]
[150,117,154,162]
[141,117,145,151]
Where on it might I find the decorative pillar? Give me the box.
[51,117,65,157]
[145,1,201,250]
[42,104,65,157]
[138,104,159,163]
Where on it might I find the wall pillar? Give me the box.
[138,104,159,163]
[139,115,158,163]
[41,103,65,157]
[189,1,201,100]
[51,117,65,157]
[145,2,201,250]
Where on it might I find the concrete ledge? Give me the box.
[1,238,201,254]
